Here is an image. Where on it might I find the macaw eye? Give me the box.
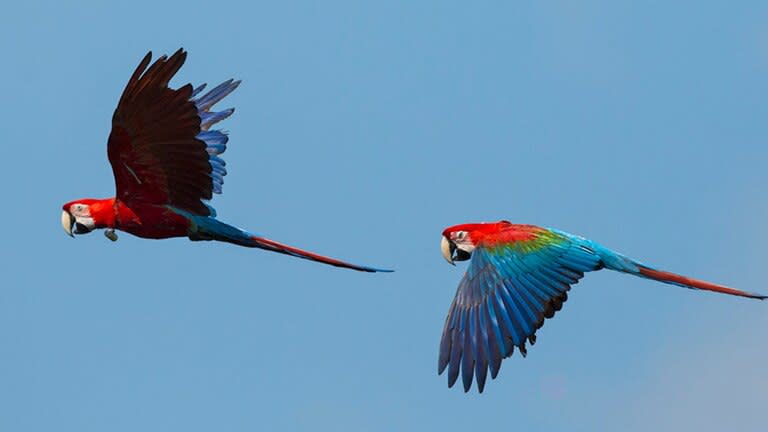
[455,231,467,241]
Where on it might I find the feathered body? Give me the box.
[61,49,390,273]
[439,221,764,393]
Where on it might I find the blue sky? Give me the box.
[2,1,768,431]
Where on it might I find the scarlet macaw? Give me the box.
[61,49,390,273]
[439,221,765,392]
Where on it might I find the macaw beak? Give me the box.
[441,236,456,265]
[61,210,75,238]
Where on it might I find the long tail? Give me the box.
[590,242,766,300]
[632,265,766,299]
[192,217,393,273]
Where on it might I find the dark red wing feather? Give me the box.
[107,49,212,216]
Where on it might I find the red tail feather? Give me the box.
[247,235,393,273]
[637,266,766,300]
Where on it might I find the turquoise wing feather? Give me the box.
[438,229,602,393]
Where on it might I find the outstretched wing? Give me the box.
[107,49,240,216]
[438,228,602,392]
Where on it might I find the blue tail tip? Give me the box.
[365,267,394,273]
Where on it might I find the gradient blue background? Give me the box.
[2,1,767,431]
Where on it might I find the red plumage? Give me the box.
[60,49,390,273]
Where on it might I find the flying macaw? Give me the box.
[61,49,390,273]
[438,221,765,393]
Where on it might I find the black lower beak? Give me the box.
[453,248,471,262]
[74,222,92,234]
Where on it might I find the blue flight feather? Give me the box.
[195,79,241,111]
[438,229,603,392]
[187,78,239,201]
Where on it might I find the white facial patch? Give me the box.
[69,204,96,232]
[74,216,96,231]
[69,203,91,218]
[452,231,475,254]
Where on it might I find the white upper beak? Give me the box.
[61,210,74,237]
[441,236,454,265]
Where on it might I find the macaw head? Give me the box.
[441,224,480,265]
[441,221,512,265]
[61,199,100,237]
